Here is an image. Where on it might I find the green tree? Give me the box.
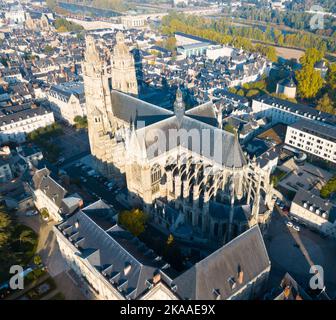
[300,48,324,67]
[326,63,336,93]
[295,65,323,99]
[223,123,236,134]
[166,234,174,246]
[118,209,147,237]
[320,176,336,199]
[34,255,42,266]
[18,229,35,245]
[74,116,88,129]
[316,93,335,115]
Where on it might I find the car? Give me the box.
[286,221,293,228]
[279,204,285,210]
[293,225,300,232]
[276,199,281,206]
[25,210,38,217]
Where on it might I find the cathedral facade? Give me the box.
[83,33,275,246]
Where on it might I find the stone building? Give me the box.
[276,77,297,99]
[54,200,271,300]
[83,34,275,246]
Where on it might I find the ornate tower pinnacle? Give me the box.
[174,87,185,126]
[84,35,100,64]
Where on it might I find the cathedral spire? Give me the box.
[174,87,185,126]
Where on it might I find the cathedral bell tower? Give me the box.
[111,32,138,96]
[83,35,115,177]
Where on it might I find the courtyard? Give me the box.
[265,207,336,298]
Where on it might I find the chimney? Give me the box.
[283,286,291,299]
[238,270,244,284]
[152,273,161,285]
[124,263,132,276]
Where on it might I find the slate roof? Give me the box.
[32,168,67,207]
[114,90,247,168]
[111,90,173,126]
[57,200,175,299]
[0,105,51,126]
[289,119,336,143]
[172,225,270,300]
[255,95,336,125]
[292,189,336,223]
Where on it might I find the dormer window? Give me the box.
[228,276,236,290]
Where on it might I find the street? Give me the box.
[265,207,336,298]
[16,211,87,300]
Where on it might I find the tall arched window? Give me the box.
[151,164,161,184]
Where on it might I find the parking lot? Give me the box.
[65,161,128,212]
[265,207,336,298]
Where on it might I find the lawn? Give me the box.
[0,209,39,299]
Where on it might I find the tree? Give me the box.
[320,176,336,199]
[316,93,335,115]
[326,63,336,92]
[74,116,88,129]
[300,48,324,67]
[295,65,323,99]
[33,255,42,266]
[166,234,174,246]
[118,209,147,237]
[224,123,236,134]
[18,229,35,245]
[0,209,11,230]
[43,45,54,54]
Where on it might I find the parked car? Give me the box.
[25,210,38,217]
[286,221,293,228]
[293,225,300,232]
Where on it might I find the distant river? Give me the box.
[58,2,122,18]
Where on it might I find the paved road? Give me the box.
[16,211,87,300]
[265,207,336,298]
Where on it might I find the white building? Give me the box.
[47,82,86,125]
[0,105,55,144]
[120,15,146,29]
[5,4,25,24]
[252,95,336,126]
[290,189,336,239]
[0,157,13,183]
[206,45,234,60]
[31,168,83,222]
[276,78,296,99]
[285,120,336,164]
[54,201,271,300]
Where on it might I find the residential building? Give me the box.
[16,145,43,168]
[290,189,336,239]
[285,120,336,164]
[0,156,13,183]
[206,45,234,60]
[54,201,271,300]
[252,95,336,126]
[120,15,146,29]
[47,82,86,125]
[276,77,296,99]
[31,168,83,222]
[0,104,55,143]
